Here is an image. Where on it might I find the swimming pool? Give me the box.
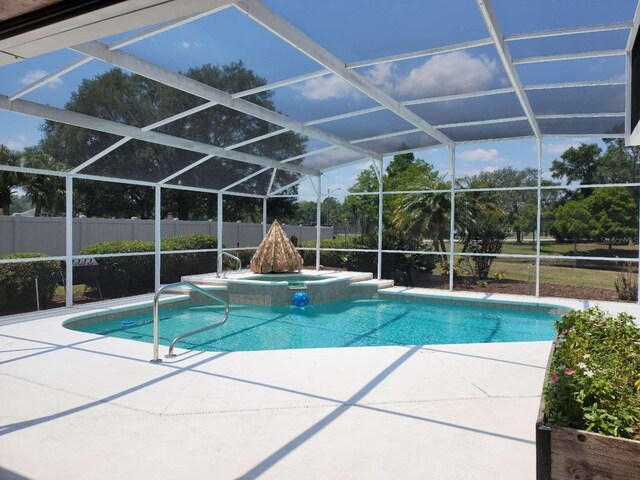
[66,297,560,352]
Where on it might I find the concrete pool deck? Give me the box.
[1,289,639,479]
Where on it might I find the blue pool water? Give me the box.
[68,297,559,352]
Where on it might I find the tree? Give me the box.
[291,200,317,225]
[20,147,65,216]
[585,188,638,250]
[0,145,21,215]
[345,166,379,235]
[455,189,509,279]
[393,179,450,265]
[469,167,538,243]
[596,139,640,184]
[551,143,602,195]
[553,201,592,254]
[40,62,306,219]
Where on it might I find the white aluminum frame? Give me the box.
[2,0,639,314]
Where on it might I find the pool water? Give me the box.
[69,297,559,352]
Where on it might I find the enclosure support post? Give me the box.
[448,146,456,292]
[536,138,542,297]
[377,158,383,280]
[316,174,322,271]
[154,185,161,292]
[262,197,267,237]
[65,174,73,308]
[637,189,640,304]
[217,192,223,275]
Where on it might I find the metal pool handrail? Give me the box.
[217,251,242,278]
[151,281,229,363]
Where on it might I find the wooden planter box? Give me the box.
[536,342,640,480]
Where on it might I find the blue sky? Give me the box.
[0,0,636,198]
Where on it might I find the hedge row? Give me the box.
[0,253,60,315]
[299,234,436,285]
[80,234,218,296]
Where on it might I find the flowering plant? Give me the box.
[543,307,640,439]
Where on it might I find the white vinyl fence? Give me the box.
[0,216,333,256]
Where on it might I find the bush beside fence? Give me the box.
[81,234,218,296]
[0,253,60,315]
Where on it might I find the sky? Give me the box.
[0,0,636,198]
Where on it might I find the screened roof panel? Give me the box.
[34,63,210,128]
[441,120,534,143]
[355,131,440,155]
[120,7,322,90]
[408,92,525,126]
[82,139,204,182]
[154,104,290,150]
[538,117,625,136]
[165,157,266,190]
[314,110,415,142]
[492,0,638,35]
[1,0,638,188]
[518,56,625,85]
[302,148,366,171]
[271,74,379,123]
[508,30,628,59]
[353,45,509,103]
[235,135,329,162]
[226,168,275,195]
[0,49,85,98]
[34,121,123,172]
[528,85,625,115]
[271,169,304,194]
[262,0,490,63]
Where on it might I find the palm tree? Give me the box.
[20,147,65,216]
[393,178,451,265]
[0,145,22,215]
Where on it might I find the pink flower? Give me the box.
[561,329,569,335]
[565,369,575,376]
[550,372,559,384]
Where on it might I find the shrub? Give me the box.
[615,263,638,302]
[0,253,60,315]
[161,234,217,283]
[299,233,436,285]
[543,307,640,439]
[80,240,155,296]
[225,248,257,269]
[299,237,361,268]
[80,234,217,295]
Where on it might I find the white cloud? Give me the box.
[177,40,202,50]
[5,140,26,151]
[2,135,30,151]
[19,70,63,88]
[542,142,582,155]
[296,51,501,101]
[295,74,361,101]
[459,148,498,161]
[393,51,501,98]
[363,63,395,93]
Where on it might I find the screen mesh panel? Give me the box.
[120,7,321,90]
[528,85,625,115]
[263,0,490,64]
[82,139,204,182]
[441,120,533,143]
[539,117,625,136]
[354,45,509,103]
[409,92,524,126]
[315,109,415,142]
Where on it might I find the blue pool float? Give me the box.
[292,291,309,307]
